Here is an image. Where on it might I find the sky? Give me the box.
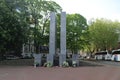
[52,0,120,22]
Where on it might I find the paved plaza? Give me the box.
[0,60,120,80]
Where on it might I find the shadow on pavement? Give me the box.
[79,61,104,67]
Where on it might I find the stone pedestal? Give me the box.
[59,54,66,66]
[47,54,54,65]
[33,54,42,66]
[72,54,79,66]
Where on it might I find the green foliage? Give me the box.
[88,18,120,51]
[24,0,62,53]
[0,0,62,55]
[0,0,29,55]
[66,14,87,54]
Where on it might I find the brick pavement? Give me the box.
[0,66,120,80]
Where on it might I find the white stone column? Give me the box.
[48,12,56,65]
[59,12,66,66]
[60,12,66,55]
[49,12,56,55]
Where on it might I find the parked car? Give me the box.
[95,51,111,60]
[111,49,120,61]
[5,55,19,60]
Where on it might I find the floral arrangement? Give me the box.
[43,61,53,67]
[62,61,69,67]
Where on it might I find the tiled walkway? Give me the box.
[0,66,120,80]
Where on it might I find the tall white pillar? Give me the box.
[60,12,66,55]
[49,12,56,55]
[48,12,56,65]
[59,12,66,66]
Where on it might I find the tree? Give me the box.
[3,0,62,54]
[88,18,120,52]
[66,14,87,54]
[24,0,62,53]
[0,0,29,56]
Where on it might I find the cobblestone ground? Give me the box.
[0,65,120,80]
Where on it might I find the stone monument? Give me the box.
[48,12,66,66]
[47,12,56,66]
[59,12,66,66]
[32,12,68,67]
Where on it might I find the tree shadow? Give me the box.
[78,61,104,67]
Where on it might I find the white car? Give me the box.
[105,54,112,60]
[111,49,120,61]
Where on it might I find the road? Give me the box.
[82,59,120,67]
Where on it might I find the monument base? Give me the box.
[59,54,66,67]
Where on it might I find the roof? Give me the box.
[112,51,120,54]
